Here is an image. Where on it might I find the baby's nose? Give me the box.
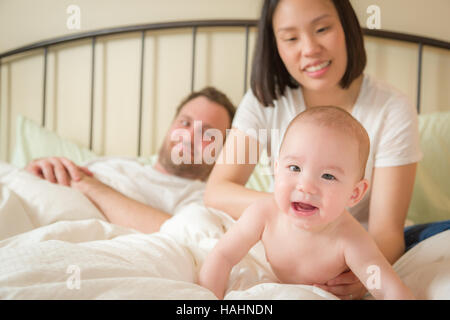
[296,177,318,195]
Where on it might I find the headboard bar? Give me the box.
[191,26,198,93]
[243,25,250,94]
[137,31,145,156]
[417,43,423,114]
[0,20,257,59]
[363,28,450,50]
[89,37,96,151]
[41,46,48,127]
[1,20,449,60]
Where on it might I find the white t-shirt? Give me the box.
[84,157,205,215]
[233,74,423,228]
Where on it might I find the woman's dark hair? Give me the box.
[250,0,367,107]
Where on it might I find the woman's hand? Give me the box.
[314,270,367,300]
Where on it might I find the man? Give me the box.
[26,87,235,233]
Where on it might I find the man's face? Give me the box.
[157,96,231,181]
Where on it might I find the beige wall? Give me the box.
[1,0,449,54]
[351,0,449,43]
[0,0,262,54]
[1,0,449,162]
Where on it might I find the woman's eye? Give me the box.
[283,36,297,42]
[322,173,336,181]
[317,26,330,33]
[288,165,301,172]
[180,120,190,127]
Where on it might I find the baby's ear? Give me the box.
[347,179,369,207]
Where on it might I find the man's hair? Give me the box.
[281,106,370,179]
[175,87,236,126]
[251,0,366,107]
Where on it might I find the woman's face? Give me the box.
[273,0,348,92]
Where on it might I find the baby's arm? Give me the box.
[344,228,415,300]
[198,201,269,299]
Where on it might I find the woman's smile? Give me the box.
[303,60,332,78]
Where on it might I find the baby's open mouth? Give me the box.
[291,202,318,216]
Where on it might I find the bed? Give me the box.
[0,20,449,300]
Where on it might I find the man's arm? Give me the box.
[72,175,171,233]
[26,157,171,233]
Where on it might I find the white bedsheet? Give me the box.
[0,161,449,300]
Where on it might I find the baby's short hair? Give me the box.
[281,106,370,180]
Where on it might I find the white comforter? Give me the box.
[0,162,449,300]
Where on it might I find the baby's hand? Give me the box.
[315,270,367,300]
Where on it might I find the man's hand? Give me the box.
[69,174,102,197]
[25,157,93,186]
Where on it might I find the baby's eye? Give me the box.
[288,165,301,172]
[322,173,336,180]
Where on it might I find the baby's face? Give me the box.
[274,122,363,230]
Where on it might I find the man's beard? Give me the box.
[157,141,214,181]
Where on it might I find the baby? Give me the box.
[199,106,415,300]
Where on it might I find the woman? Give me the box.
[204,0,449,299]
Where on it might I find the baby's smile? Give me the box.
[291,201,318,217]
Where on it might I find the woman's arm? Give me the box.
[204,128,271,220]
[72,175,171,233]
[368,163,418,264]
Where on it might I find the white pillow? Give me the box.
[11,115,98,168]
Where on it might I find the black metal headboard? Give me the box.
[1,20,449,154]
